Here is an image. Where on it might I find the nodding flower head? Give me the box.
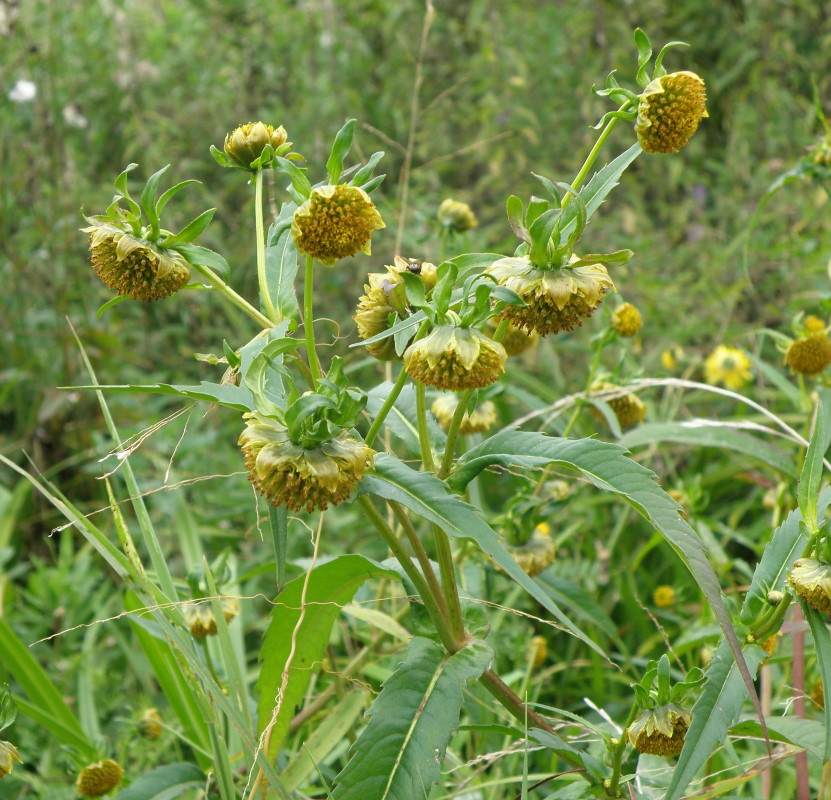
[789,558,831,615]
[431,395,497,434]
[627,703,690,756]
[0,741,22,778]
[403,326,506,391]
[292,184,385,265]
[611,302,643,338]
[438,198,478,233]
[591,382,646,430]
[784,333,831,376]
[635,71,708,154]
[75,759,124,797]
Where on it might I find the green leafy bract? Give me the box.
[331,636,492,800]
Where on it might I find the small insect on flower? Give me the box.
[75,759,124,797]
[292,184,385,265]
[703,345,752,391]
[635,71,708,154]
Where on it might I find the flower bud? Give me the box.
[82,221,190,301]
[223,122,288,170]
[653,585,676,609]
[292,184,385,265]
[75,759,124,797]
[486,255,615,337]
[591,382,646,430]
[611,302,643,338]
[0,741,22,778]
[403,326,507,390]
[239,412,374,513]
[528,635,547,669]
[766,590,785,607]
[635,71,708,154]
[437,198,478,233]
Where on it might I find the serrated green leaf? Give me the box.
[257,555,399,756]
[664,642,767,800]
[331,637,492,800]
[731,716,825,760]
[558,144,642,246]
[618,421,797,479]
[805,605,831,760]
[447,430,754,712]
[66,382,254,412]
[113,763,205,800]
[366,382,446,456]
[361,454,607,659]
[798,400,826,534]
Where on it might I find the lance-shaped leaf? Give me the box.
[265,203,300,321]
[112,763,205,800]
[331,637,492,800]
[805,605,831,761]
[256,555,399,757]
[65,381,255,412]
[361,454,607,659]
[446,430,757,723]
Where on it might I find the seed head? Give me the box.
[784,333,831,376]
[627,704,690,756]
[486,255,615,336]
[223,122,288,170]
[75,759,124,797]
[83,221,190,301]
[437,198,478,233]
[635,71,708,154]
[403,326,507,390]
[0,741,21,778]
[239,412,373,513]
[292,184,384,265]
[431,395,497,434]
[611,302,643,337]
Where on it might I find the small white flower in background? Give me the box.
[62,103,88,129]
[8,78,36,103]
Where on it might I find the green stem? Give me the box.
[365,366,409,448]
[255,169,278,321]
[438,388,474,479]
[565,100,634,208]
[432,523,466,643]
[607,704,639,796]
[303,254,322,383]
[562,329,611,438]
[750,593,793,642]
[415,381,436,471]
[191,263,275,329]
[358,496,455,651]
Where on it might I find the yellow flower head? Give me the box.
[431,395,497,434]
[591,382,646,430]
[239,412,374,513]
[354,257,437,361]
[789,558,831,615]
[0,741,22,778]
[611,302,643,338]
[488,318,539,356]
[804,315,827,334]
[184,597,240,639]
[223,121,288,170]
[75,759,124,797]
[528,635,548,669]
[437,198,478,233]
[627,703,690,756]
[784,333,831,376]
[703,345,752,390]
[403,326,507,391]
[661,347,684,370]
[292,184,385,265]
[82,221,190,301]
[486,255,616,336]
[635,71,708,154]
[653,585,676,608]
[137,708,163,740]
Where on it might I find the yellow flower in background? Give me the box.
[653,585,676,608]
[431,395,497,434]
[804,315,827,334]
[528,635,548,669]
[438,198,478,233]
[75,759,124,797]
[703,345,752,390]
[611,302,643,338]
[661,346,684,370]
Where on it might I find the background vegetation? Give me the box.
[3,0,831,797]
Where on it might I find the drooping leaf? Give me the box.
[65,382,254,412]
[173,242,230,281]
[331,637,492,800]
[256,555,399,756]
[663,642,767,800]
[362,454,607,659]
[113,763,205,800]
[618,420,796,479]
[447,430,756,722]
[731,716,825,761]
